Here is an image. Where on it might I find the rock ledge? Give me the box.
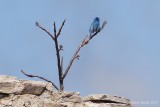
[0,75,133,107]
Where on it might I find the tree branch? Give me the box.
[53,20,66,90]
[54,35,64,90]
[53,22,57,37]
[56,19,66,38]
[63,21,107,79]
[36,20,66,91]
[21,70,59,90]
[36,22,55,41]
[61,57,63,73]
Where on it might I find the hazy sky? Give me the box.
[0,1,160,107]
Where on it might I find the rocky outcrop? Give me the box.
[0,75,133,107]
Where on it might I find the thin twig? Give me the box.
[56,19,66,38]
[21,70,59,90]
[63,21,107,79]
[36,22,55,41]
[54,22,57,37]
[62,38,87,79]
[59,45,63,51]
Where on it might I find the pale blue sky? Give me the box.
[0,1,160,107]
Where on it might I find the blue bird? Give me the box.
[89,17,100,38]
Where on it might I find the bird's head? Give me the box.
[95,17,100,21]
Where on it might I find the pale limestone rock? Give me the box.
[0,75,18,94]
[83,94,130,104]
[45,83,53,92]
[44,102,63,107]
[39,90,52,102]
[12,94,44,107]
[0,75,17,81]
[84,102,131,107]
[20,80,47,95]
[0,75,52,95]
[0,75,133,107]
[51,91,82,103]
[0,95,13,107]
[59,102,84,107]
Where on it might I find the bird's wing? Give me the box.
[89,22,94,34]
[94,21,100,31]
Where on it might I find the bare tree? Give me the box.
[21,19,107,91]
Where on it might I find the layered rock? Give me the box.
[0,75,133,107]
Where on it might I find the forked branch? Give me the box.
[36,22,55,41]
[22,20,66,91]
[57,19,66,37]
[63,21,107,79]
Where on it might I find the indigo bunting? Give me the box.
[89,17,100,38]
